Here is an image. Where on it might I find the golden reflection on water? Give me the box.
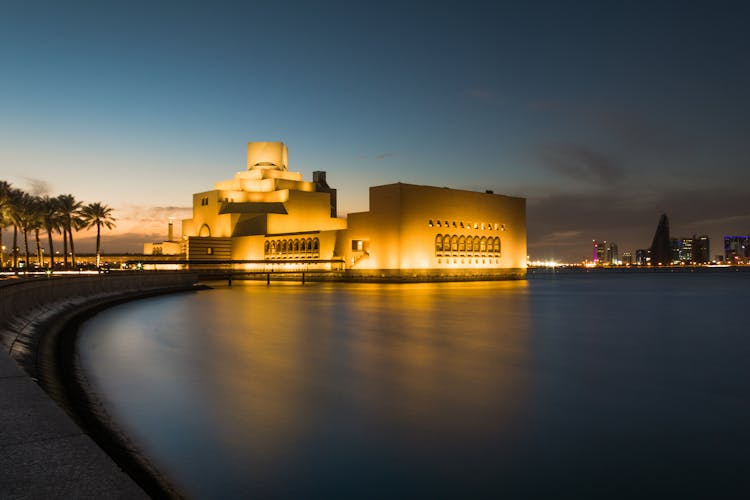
[195,281,534,462]
[79,274,750,498]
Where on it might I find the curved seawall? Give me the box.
[0,272,199,499]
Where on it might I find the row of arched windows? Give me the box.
[435,234,501,256]
[429,220,505,231]
[265,237,320,258]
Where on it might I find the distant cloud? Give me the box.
[596,111,683,154]
[23,177,51,196]
[536,143,623,186]
[527,186,750,261]
[686,213,750,229]
[117,204,192,225]
[74,232,166,253]
[375,152,394,160]
[542,230,584,245]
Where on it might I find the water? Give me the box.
[78,272,750,499]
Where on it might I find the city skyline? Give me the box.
[2,1,748,261]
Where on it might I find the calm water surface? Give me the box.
[78,272,750,498]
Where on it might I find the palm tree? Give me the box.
[29,196,45,268]
[57,194,82,269]
[7,188,24,270]
[8,191,35,271]
[41,196,62,270]
[81,202,116,268]
[0,181,11,268]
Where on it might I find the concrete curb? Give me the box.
[0,273,199,499]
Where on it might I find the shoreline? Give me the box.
[0,274,201,499]
[40,286,207,499]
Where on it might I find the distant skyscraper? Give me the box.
[649,214,671,265]
[621,251,633,265]
[670,238,681,263]
[679,238,693,262]
[593,240,606,264]
[606,242,618,264]
[692,235,710,263]
[724,236,749,263]
[635,249,649,265]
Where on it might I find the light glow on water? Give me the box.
[78,274,750,499]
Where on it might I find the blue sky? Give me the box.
[1,1,748,260]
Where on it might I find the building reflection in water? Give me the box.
[80,281,533,498]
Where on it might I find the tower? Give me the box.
[649,213,671,265]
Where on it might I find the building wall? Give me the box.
[335,183,526,277]
[186,237,232,260]
[265,191,346,236]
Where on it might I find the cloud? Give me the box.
[527,186,750,261]
[116,204,192,225]
[541,230,584,245]
[536,143,624,185]
[23,177,51,196]
[596,110,684,154]
[73,232,166,253]
[375,152,394,160]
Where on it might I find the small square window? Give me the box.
[352,240,364,251]
[207,247,213,255]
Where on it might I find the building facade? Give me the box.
[334,183,526,279]
[724,236,749,263]
[178,141,527,280]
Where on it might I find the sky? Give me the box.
[1,0,748,261]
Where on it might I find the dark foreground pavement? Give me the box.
[0,350,147,499]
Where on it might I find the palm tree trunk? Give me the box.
[12,225,18,271]
[62,227,68,269]
[96,223,101,267]
[47,228,55,269]
[23,228,29,272]
[35,228,42,266]
[69,226,77,268]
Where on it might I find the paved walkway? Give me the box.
[0,346,147,499]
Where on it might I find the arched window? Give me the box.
[473,236,480,252]
[458,235,466,253]
[264,241,270,254]
[313,238,320,251]
[494,237,501,254]
[281,240,287,253]
[306,238,312,252]
[480,236,487,252]
[199,224,211,237]
[451,235,458,252]
[294,239,300,252]
[435,234,443,253]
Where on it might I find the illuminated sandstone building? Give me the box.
[177,141,526,280]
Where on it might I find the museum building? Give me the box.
[172,141,526,280]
